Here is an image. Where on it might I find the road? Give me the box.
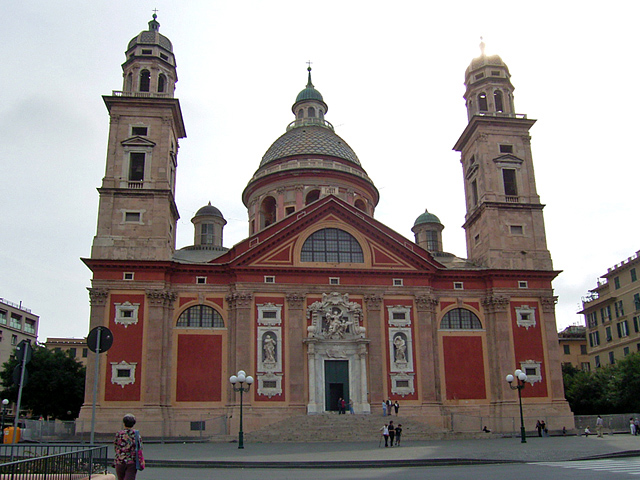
[133,458,640,480]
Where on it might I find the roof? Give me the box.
[194,202,224,219]
[414,209,442,227]
[127,15,173,52]
[260,126,361,167]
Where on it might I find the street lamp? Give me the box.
[506,369,528,443]
[1,399,8,433]
[229,370,254,449]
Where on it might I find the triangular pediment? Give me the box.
[218,196,443,273]
[492,154,523,165]
[121,136,157,147]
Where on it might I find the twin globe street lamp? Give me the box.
[506,369,528,443]
[229,370,254,449]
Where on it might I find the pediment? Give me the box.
[225,196,443,273]
[492,154,523,165]
[121,136,157,147]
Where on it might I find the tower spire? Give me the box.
[306,61,314,88]
[149,11,160,32]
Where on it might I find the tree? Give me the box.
[0,344,85,419]
[562,362,615,415]
[609,352,640,413]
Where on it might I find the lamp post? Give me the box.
[1,399,8,433]
[229,370,253,449]
[506,369,528,443]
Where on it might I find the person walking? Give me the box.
[395,424,402,445]
[114,413,142,480]
[536,420,542,437]
[380,423,390,447]
[596,415,604,437]
[388,420,395,446]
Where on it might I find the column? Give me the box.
[541,295,565,401]
[286,293,306,407]
[226,291,253,403]
[144,289,177,407]
[364,293,384,404]
[482,293,512,402]
[415,293,439,403]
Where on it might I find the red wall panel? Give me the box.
[443,336,486,400]
[176,335,222,402]
[510,302,548,398]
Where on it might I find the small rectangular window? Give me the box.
[614,277,620,289]
[595,355,601,368]
[159,53,169,61]
[631,268,637,282]
[510,225,524,235]
[196,276,207,284]
[518,281,528,289]
[396,380,409,388]
[624,346,630,356]
[123,272,135,280]
[503,169,518,196]
[262,311,277,319]
[285,206,295,216]
[264,276,275,283]
[471,180,478,206]
[525,367,536,376]
[453,282,464,290]
[563,345,570,355]
[393,279,403,286]
[491,71,501,76]
[82,348,88,358]
[0,310,6,325]
[190,421,205,431]
[263,380,277,389]
[499,144,514,153]
[11,335,17,345]
[329,277,340,285]
[117,368,131,378]
[474,73,484,80]
[141,49,152,55]
[124,211,141,222]
[392,312,406,321]
[609,351,615,365]
[69,348,76,358]
[131,126,148,136]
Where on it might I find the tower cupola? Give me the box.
[191,202,227,248]
[291,67,329,128]
[463,39,515,121]
[412,209,444,253]
[121,14,178,97]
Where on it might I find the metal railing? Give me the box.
[0,445,108,479]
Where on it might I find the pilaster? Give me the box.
[415,293,440,403]
[364,293,383,403]
[286,292,306,406]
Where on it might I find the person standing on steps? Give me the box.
[348,398,354,414]
[380,423,390,447]
[388,420,395,446]
[386,399,392,415]
[382,401,387,416]
[393,400,399,416]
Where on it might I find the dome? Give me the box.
[413,209,442,226]
[194,202,224,219]
[296,86,324,103]
[127,15,173,52]
[260,125,361,167]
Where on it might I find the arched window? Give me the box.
[478,93,488,111]
[308,107,316,118]
[261,196,277,228]
[298,109,304,119]
[305,190,320,205]
[354,199,366,212]
[440,308,482,330]
[158,74,166,93]
[177,305,224,328]
[301,228,364,263]
[139,70,151,92]
[125,73,133,92]
[494,90,504,112]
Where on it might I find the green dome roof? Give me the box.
[295,66,324,103]
[194,202,224,219]
[414,209,442,226]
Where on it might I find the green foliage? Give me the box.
[0,344,85,419]
[562,353,640,415]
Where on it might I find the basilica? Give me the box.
[79,15,572,436]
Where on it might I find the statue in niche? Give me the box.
[263,333,277,364]
[393,335,407,363]
[324,308,352,339]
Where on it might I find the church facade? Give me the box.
[79,16,572,436]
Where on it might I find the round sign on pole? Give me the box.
[87,326,114,353]
[15,340,32,364]
[12,365,28,387]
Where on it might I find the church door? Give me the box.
[324,360,349,411]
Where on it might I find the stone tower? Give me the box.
[91,15,186,261]
[453,42,552,270]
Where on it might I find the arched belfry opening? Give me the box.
[305,190,321,205]
[139,70,151,92]
[261,196,277,228]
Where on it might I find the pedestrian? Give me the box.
[380,423,390,447]
[395,424,402,445]
[541,420,547,437]
[348,398,354,414]
[535,420,542,437]
[630,417,636,436]
[584,427,591,437]
[634,418,639,435]
[388,420,395,446]
[114,413,142,480]
[562,426,566,436]
[482,426,491,433]
[596,415,604,438]
[340,398,346,414]
[386,399,392,415]
[382,401,387,416]
[394,400,399,416]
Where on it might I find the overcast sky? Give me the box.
[1,1,638,341]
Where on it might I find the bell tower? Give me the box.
[453,42,552,270]
[92,15,186,261]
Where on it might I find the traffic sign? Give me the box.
[15,340,32,364]
[87,326,114,353]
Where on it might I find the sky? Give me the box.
[1,1,638,341]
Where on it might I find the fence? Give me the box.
[0,444,108,479]
[574,414,640,434]
[19,416,228,443]
[450,413,576,435]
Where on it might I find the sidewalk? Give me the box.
[129,434,640,468]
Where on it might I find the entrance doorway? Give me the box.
[324,360,349,411]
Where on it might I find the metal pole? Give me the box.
[238,387,244,449]
[90,329,102,445]
[518,383,526,443]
